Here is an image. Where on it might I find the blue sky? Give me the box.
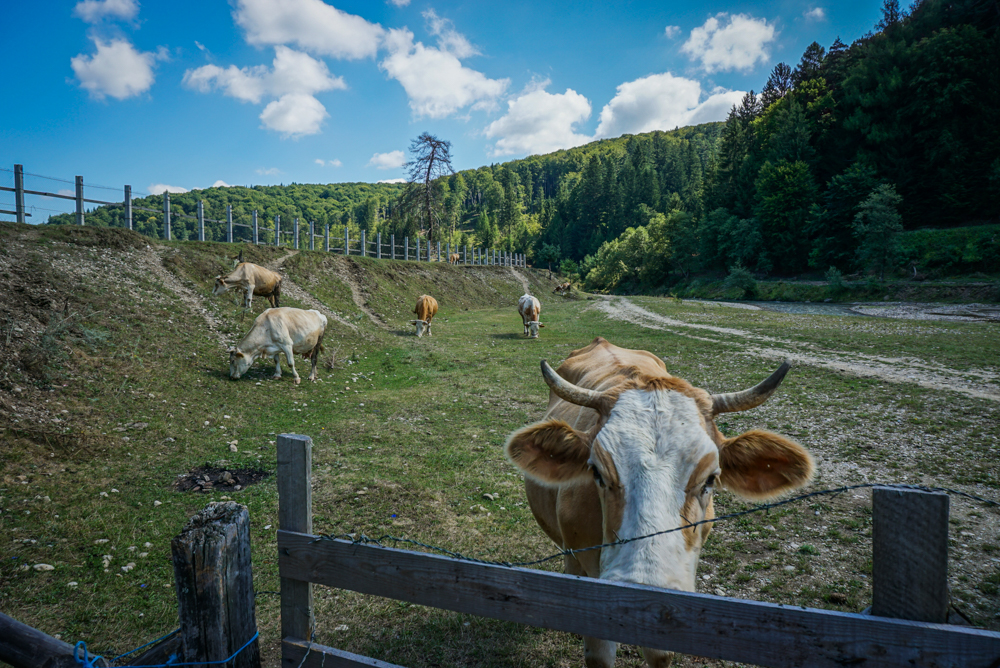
[0,0,882,220]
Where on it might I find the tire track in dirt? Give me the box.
[595,297,1000,401]
[142,248,228,348]
[266,251,360,333]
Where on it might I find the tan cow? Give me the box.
[410,294,438,337]
[517,293,544,338]
[213,262,282,309]
[229,308,326,385]
[505,338,813,667]
[449,253,461,264]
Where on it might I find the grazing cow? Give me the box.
[553,281,572,295]
[449,253,461,265]
[213,262,282,309]
[410,294,438,337]
[517,294,544,338]
[229,308,326,385]
[505,338,813,668]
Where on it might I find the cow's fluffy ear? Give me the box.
[719,430,814,500]
[505,419,591,485]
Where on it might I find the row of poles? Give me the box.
[0,165,526,267]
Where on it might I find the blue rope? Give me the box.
[75,631,259,668]
[110,628,180,664]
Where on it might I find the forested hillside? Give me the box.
[50,0,999,291]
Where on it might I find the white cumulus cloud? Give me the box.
[387,0,410,6]
[71,38,163,100]
[664,25,681,39]
[377,178,407,183]
[380,26,508,118]
[485,81,592,157]
[594,72,745,138]
[149,184,189,195]
[210,180,232,188]
[73,0,138,23]
[233,0,384,60]
[256,167,281,175]
[804,7,826,21]
[681,13,776,73]
[368,151,406,170]
[260,94,329,137]
[316,158,342,167]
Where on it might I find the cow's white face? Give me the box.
[527,321,542,338]
[213,277,229,296]
[229,349,253,379]
[411,320,430,337]
[589,389,719,590]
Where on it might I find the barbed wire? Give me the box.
[312,483,999,569]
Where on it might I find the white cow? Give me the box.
[229,308,326,385]
[213,262,282,310]
[517,294,543,338]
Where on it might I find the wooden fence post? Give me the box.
[75,176,84,226]
[309,220,315,251]
[416,238,420,262]
[171,502,261,668]
[361,229,366,257]
[252,210,259,245]
[124,185,132,231]
[294,218,300,250]
[391,234,395,260]
[377,232,382,259]
[278,434,314,664]
[324,224,329,252]
[13,164,25,224]
[275,215,280,247]
[437,241,441,262]
[872,486,950,623]
[164,192,171,240]
[405,237,409,261]
[197,200,205,241]
[0,611,109,668]
[344,227,349,256]
[226,205,233,243]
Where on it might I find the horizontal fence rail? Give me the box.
[277,530,1000,668]
[1,164,527,267]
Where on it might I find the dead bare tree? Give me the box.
[401,133,454,242]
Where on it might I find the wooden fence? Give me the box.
[0,164,526,268]
[275,433,1000,668]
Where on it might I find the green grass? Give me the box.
[1,223,998,667]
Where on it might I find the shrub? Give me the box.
[825,266,847,299]
[724,262,758,299]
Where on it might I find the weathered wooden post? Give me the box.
[361,229,366,257]
[75,175,84,226]
[415,238,420,262]
[344,227,349,255]
[391,234,396,260]
[437,241,441,262]
[309,220,315,251]
[324,223,329,252]
[164,192,171,240]
[405,237,409,261]
[377,232,382,259]
[871,486,950,623]
[0,611,110,668]
[463,245,467,265]
[278,434,314,667]
[226,205,233,243]
[294,218,300,250]
[197,200,205,241]
[252,210,259,245]
[275,214,281,247]
[124,185,132,231]
[171,502,261,668]
[427,240,432,262]
[13,164,25,224]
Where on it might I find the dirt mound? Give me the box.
[173,466,269,492]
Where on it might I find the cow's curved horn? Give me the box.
[541,360,605,411]
[711,361,791,415]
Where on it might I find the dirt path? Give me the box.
[509,267,530,293]
[331,260,388,329]
[143,249,228,348]
[595,297,1000,401]
[266,251,360,332]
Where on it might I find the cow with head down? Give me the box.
[229,307,326,385]
[505,338,814,668]
[410,294,438,337]
[517,293,544,338]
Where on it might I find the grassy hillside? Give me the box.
[1,222,997,667]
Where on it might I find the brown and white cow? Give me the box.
[553,281,572,295]
[505,338,813,668]
[410,294,438,337]
[229,308,326,385]
[449,253,461,265]
[517,293,544,338]
[213,262,282,309]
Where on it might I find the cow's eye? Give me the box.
[592,466,605,487]
[702,474,716,495]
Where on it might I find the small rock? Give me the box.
[94,539,109,544]
[139,552,149,558]
[165,437,176,443]
[221,471,233,483]
[713,587,725,597]
[234,485,242,491]
[482,493,496,501]
[67,582,78,587]
[229,444,238,453]
[153,500,162,507]
[829,593,848,604]
[784,565,796,572]
[33,563,55,571]
[334,625,349,632]
[144,542,152,548]
[99,491,108,497]
[42,496,51,504]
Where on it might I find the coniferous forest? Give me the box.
[51,0,999,292]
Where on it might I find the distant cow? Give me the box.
[553,282,571,295]
[214,262,282,309]
[449,253,461,264]
[410,294,438,337]
[517,294,543,338]
[229,308,326,385]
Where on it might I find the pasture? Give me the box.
[1,222,998,668]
